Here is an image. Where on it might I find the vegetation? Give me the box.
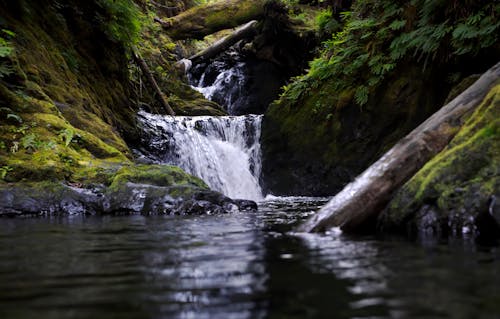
[281,0,500,107]
[95,0,144,53]
[380,83,500,237]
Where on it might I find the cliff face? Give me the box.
[0,0,138,183]
[0,0,252,216]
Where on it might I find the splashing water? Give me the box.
[191,61,246,115]
[138,111,263,201]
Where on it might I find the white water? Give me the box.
[138,111,263,201]
[191,61,246,115]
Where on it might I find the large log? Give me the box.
[298,61,500,233]
[157,0,266,40]
[189,20,259,63]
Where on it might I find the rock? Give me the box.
[262,65,447,196]
[0,164,258,217]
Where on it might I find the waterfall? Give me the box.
[138,110,263,201]
[190,59,247,115]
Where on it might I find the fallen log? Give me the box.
[189,20,259,64]
[298,61,500,233]
[157,0,266,40]
[132,49,176,116]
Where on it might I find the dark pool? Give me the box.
[1,197,499,319]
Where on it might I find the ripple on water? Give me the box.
[0,198,500,319]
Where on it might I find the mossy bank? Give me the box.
[0,0,253,215]
[379,83,500,239]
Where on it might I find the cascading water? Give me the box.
[191,60,246,115]
[188,49,286,115]
[135,49,285,201]
[138,110,263,201]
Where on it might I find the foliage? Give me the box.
[0,166,13,180]
[315,9,340,36]
[0,29,15,79]
[281,0,500,107]
[96,0,143,48]
[59,128,75,147]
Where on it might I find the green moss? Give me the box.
[381,84,500,233]
[262,65,441,195]
[133,3,226,116]
[165,0,266,39]
[0,1,141,185]
[109,164,207,191]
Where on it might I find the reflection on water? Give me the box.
[0,197,500,319]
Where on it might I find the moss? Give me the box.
[380,83,500,236]
[262,65,444,195]
[132,3,226,116]
[109,164,207,191]
[165,0,266,40]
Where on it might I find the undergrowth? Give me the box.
[282,0,500,107]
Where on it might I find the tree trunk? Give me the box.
[189,20,259,63]
[298,61,500,233]
[133,50,176,116]
[157,0,266,40]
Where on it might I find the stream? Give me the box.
[1,198,500,318]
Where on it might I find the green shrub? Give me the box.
[96,0,142,48]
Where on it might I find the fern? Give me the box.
[280,0,500,112]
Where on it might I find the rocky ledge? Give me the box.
[0,164,257,217]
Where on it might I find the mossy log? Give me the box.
[189,20,259,63]
[157,0,266,40]
[298,61,500,233]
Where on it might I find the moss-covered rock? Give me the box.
[109,164,207,190]
[0,0,138,183]
[378,83,500,239]
[262,65,448,196]
[0,164,257,216]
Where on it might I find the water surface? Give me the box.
[1,197,499,319]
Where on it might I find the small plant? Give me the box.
[10,141,18,153]
[59,128,75,147]
[0,29,15,79]
[0,166,13,180]
[20,133,43,152]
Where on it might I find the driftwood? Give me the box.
[157,0,266,40]
[189,20,259,64]
[298,61,500,233]
[132,50,175,116]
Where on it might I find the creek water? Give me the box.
[1,197,500,319]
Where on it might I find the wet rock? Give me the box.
[0,164,258,217]
[0,181,256,217]
[233,199,258,211]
